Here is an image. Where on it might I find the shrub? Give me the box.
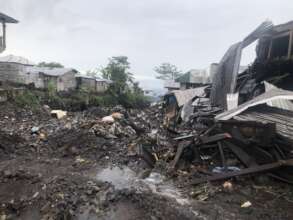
[14,90,40,108]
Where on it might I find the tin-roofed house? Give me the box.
[26,67,78,91]
[76,75,112,93]
[0,12,18,53]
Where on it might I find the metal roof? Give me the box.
[75,74,112,83]
[26,66,77,77]
[0,12,18,23]
[0,54,35,65]
[216,88,293,121]
[170,87,207,107]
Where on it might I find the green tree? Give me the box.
[101,56,133,95]
[154,63,182,80]
[38,62,64,69]
[132,81,144,95]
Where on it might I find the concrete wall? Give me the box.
[0,62,27,84]
[57,72,76,91]
[96,81,109,93]
[77,78,96,91]
[76,77,109,93]
[43,72,76,92]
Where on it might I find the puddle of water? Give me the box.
[96,167,189,205]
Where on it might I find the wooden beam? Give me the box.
[267,39,273,60]
[288,31,293,59]
[191,159,293,185]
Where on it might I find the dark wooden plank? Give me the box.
[191,159,293,185]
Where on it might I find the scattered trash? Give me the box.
[51,110,67,119]
[102,115,115,123]
[31,126,40,134]
[241,201,252,208]
[222,181,233,191]
[111,112,123,119]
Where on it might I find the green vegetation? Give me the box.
[11,56,150,110]
[37,62,64,69]
[101,56,150,108]
[14,90,40,109]
[47,80,57,97]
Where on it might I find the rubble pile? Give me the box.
[0,99,293,219]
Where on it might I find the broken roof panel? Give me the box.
[216,88,293,121]
[233,105,293,140]
[170,86,207,107]
[0,12,18,23]
[210,21,274,109]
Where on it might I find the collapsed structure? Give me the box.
[161,19,293,185]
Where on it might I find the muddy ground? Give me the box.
[0,102,292,220]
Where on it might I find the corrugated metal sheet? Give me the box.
[216,88,293,120]
[172,87,207,107]
[26,66,77,77]
[0,12,18,23]
[233,105,293,140]
[210,21,274,109]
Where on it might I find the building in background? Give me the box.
[163,80,180,91]
[26,67,77,91]
[76,75,112,93]
[0,54,77,91]
[0,55,35,85]
[174,63,219,90]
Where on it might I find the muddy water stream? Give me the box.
[96,166,189,205]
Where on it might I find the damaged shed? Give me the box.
[164,87,207,126]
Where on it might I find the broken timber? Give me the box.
[191,159,293,185]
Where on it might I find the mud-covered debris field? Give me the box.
[0,102,292,220]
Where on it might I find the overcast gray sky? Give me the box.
[1,0,293,90]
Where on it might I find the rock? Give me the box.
[51,110,67,119]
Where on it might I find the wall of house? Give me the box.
[24,70,44,88]
[96,81,109,93]
[77,78,96,91]
[0,62,27,84]
[57,72,76,91]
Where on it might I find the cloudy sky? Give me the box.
[1,0,293,90]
